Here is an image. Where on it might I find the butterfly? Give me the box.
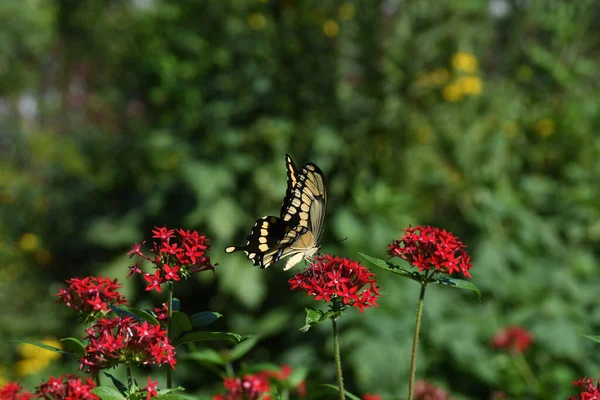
[225,154,327,270]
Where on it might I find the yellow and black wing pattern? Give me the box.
[225,154,327,270]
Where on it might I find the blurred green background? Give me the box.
[2,0,600,399]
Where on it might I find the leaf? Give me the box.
[230,334,261,361]
[109,304,143,322]
[581,334,600,344]
[189,311,222,328]
[11,340,78,359]
[154,387,186,400]
[172,298,181,312]
[321,384,361,400]
[171,311,193,339]
[103,372,127,395]
[60,337,87,356]
[431,276,481,301]
[175,331,249,346]
[92,386,126,400]
[183,349,226,365]
[358,252,420,282]
[299,308,336,332]
[123,306,159,325]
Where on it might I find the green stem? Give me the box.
[126,362,133,389]
[512,351,540,392]
[408,283,427,400]
[95,374,100,387]
[332,317,345,400]
[167,282,174,389]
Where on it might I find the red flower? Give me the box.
[414,380,452,400]
[492,326,534,353]
[153,302,169,323]
[569,376,600,400]
[288,255,380,312]
[388,225,473,278]
[36,374,99,399]
[55,276,127,321]
[214,373,271,400]
[145,377,159,400]
[79,316,176,375]
[128,226,215,292]
[127,241,146,258]
[0,382,34,400]
[363,394,383,400]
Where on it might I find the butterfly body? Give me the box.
[225,155,327,270]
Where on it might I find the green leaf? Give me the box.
[171,311,193,339]
[60,337,86,356]
[123,306,159,325]
[103,372,127,395]
[321,384,361,400]
[183,349,226,365]
[11,340,78,359]
[92,386,126,400]
[175,331,249,346]
[109,304,143,322]
[300,308,334,332]
[154,387,186,400]
[431,276,481,301]
[172,298,181,312]
[581,334,600,344]
[189,311,222,328]
[358,252,420,282]
[230,334,260,361]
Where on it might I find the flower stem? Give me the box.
[332,317,345,400]
[408,283,427,400]
[512,351,540,392]
[167,281,173,389]
[126,362,133,389]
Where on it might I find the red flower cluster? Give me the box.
[213,374,271,400]
[363,394,383,400]
[388,225,473,278]
[79,316,176,375]
[36,374,98,399]
[144,377,159,400]
[414,380,452,400]
[0,382,33,400]
[127,226,214,293]
[569,376,600,400]
[55,276,127,321]
[492,326,534,354]
[288,255,380,312]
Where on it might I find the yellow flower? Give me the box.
[15,359,47,377]
[451,52,479,73]
[248,12,266,30]
[442,83,463,102]
[503,121,519,138]
[18,339,62,360]
[430,68,450,85]
[18,233,39,251]
[456,76,483,95]
[536,118,555,136]
[339,3,356,20]
[323,20,339,38]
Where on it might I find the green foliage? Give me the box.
[2,0,600,398]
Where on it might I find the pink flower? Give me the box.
[492,326,534,353]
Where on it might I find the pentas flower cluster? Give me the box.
[388,225,473,278]
[492,326,534,354]
[414,380,452,400]
[569,376,600,400]
[288,255,380,312]
[213,373,271,400]
[0,375,99,400]
[0,382,33,400]
[55,276,127,321]
[79,316,176,375]
[127,226,214,293]
[36,374,98,400]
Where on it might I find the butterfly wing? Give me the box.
[224,216,291,268]
[226,155,327,270]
